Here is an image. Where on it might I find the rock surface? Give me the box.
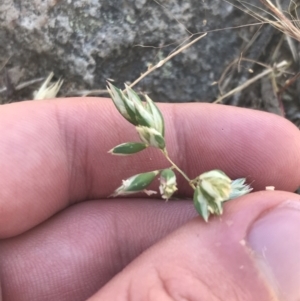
[1,0,249,102]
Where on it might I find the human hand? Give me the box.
[0,98,299,301]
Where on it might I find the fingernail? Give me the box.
[247,200,300,301]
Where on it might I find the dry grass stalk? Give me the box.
[0,56,11,73]
[0,77,45,95]
[125,33,207,91]
[235,0,300,42]
[260,0,299,37]
[214,60,288,103]
[217,57,278,97]
[68,89,108,97]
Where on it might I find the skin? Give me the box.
[0,97,299,301]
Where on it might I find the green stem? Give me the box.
[161,149,196,190]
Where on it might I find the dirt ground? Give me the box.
[1,20,300,129]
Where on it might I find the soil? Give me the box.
[1,10,299,128]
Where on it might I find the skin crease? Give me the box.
[0,97,299,300]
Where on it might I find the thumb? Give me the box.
[87,191,300,301]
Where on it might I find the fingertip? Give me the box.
[87,191,298,301]
[165,103,300,192]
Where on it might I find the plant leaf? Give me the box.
[125,85,154,128]
[199,169,232,201]
[125,84,143,105]
[144,94,165,136]
[159,169,177,200]
[193,186,210,222]
[228,178,252,199]
[111,170,159,197]
[107,82,138,125]
[109,142,148,155]
[136,126,165,149]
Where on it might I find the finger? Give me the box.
[0,98,300,237]
[0,199,197,301]
[1,192,299,301]
[87,191,300,301]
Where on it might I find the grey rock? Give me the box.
[0,0,247,102]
